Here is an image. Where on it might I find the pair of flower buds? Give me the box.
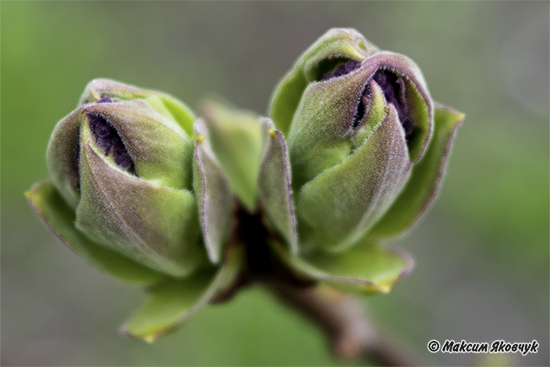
[27,28,463,341]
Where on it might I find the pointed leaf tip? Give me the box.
[121,244,245,341]
[121,270,217,341]
[258,119,299,253]
[193,137,233,264]
[272,239,414,295]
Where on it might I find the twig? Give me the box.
[264,279,427,366]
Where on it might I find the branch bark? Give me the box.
[264,279,426,366]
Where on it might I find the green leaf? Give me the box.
[193,121,234,264]
[287,65,377,189]
[352,79,388,148]
[268,28,375,136]
[272,239,414,294]
[369,104,465,238]
[121,270,215,342]
[200,100,264,211]
[157,94,196,137]
[268,68,308,137]
[25,180,164,285]
[257,119,298,253]
[121,244,245,342]
[82,100,194,191]
[79,78,197,136]
[76,122,204,277]
[46,107,84,209]
[297,105,411,253]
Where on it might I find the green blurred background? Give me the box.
[2,2,548,366]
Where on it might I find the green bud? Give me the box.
[268,28,462,253]
[27,80,248,340]
[34,79,205,277]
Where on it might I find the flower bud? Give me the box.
[38,79,205,277]
[269,28,462,253]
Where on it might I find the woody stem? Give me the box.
[264,279,427,366]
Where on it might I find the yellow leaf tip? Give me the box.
[377,284,392,294]
[143,335,157,343]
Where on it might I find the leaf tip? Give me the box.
[377,284,392,294]
[119,326,157,343]
[143,335,157,344]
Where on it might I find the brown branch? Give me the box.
[264,279,427,366]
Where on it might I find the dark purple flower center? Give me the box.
[372,69,413,140]
[96,96,113,103]
[352,84,371,130]
[87,113,136,174]
[321,59,362,81]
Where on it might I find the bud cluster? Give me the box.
[27,28,463,341]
